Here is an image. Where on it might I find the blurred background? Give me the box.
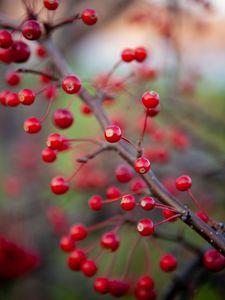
[0,0,225,299]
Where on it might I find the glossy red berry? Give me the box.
[10,40,30,63]
[160,254,177,272]
[100,232,120,252]
[137,219,155,236]
[88,195,103,210]
[53,108,74,129]
[23,117,41,134]
[203,249,225,272]
[22,20,42,40]
[115,164,133,183]
[140,196,156,211]
[109,279,130,297]
[70,224,88,241]
[60,235,75,252]
[62,75,81,94]
[134,288,156,300]
[41,148,57,163]
[67,249,86,271]
[106,186,121,199]
[94,277,109,294]
[136,275,154,290]
[120,194,136,210]
[43,0,59,10]
[5,72,21,86]
[146,105,160,117]
[81,259,98,277]
[18,88,35,105]
[50,176,69,195]
[0,30,13,48]
[47,133,64,150]
[134,47,147,62]
[0,48,12,64]
[81,9,98,26]
[104,125,122,143]
[121,48,135,62]
[5,92,20,107]
[0,90,9,106]
[175,175,192,191]
[142,91,160,108]
[134,157,151,174]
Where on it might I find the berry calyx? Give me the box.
[81,259,98,277]
[88,195,103,210]
[120,194,136,211]
[50,176,69,195]
[160,254,177,272]
[100,231,120,252]
[81,9,98,26]
[115,164,133,183]
[53,108,74,129]
[0,30,13,48]
[134,157,151,174]
[175,175,192,191]
[142,91,160,109]
[140,196,156,211]
[121,48,135,62]
[203,249,225,272]
[22,20,42,40]
[60,236,75,252]
[70,224,88,241]
[41,148,57,163]
[18,88,36,105]
[62,75,81,94]
[43,0,59,10]
[134,47,147,62]
[137,218,155,236]
[10,40,30,63]
[47,133,64,150]
[23,117,42,134]
[94,277,109,294]
[104,125,122,143]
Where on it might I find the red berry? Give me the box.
[81,9,98,26]
[81,103,92,115]
[50,176,69,195]
[134,288,156,300]
[146,105,160,117]
[42,148,57,163]
[5,92,20,107]
[62,75,81,94]
[121,48,135,62]
[160,254,177,272]
[109,279,130,297]
[5,71,21,86]
[131,179,147,194]
[140,196,156,211]
[142,91,160,108]
[47,133,64,150]
[104,125,122,143]
[115,164,133,183]
[88,195,103,210]
[70,224,88,241]
[0,48,12,64]
[137,219,154,236]
[134,47,147,62]
[0,90,10,106]
[106,186,121,199]
[60,235,75,252]
[203,249,225,272]
[100,232,120,252]
[43,0,59,10]
[36,45,47,58]
[134,157,151,174]
[81,259,98,277]
[175,175,192,191]
[18,88,36,105]
[53,108,74,129]
[94,277,109,294]
[162,209,178,222]
[10,40,30,63]
[120,194,136,211]
[196,211,209,223]
[67,249,86,271]
[22,20,42,40]
[0,30,13,48]
[23,117,41,134]
[136,275,154,290]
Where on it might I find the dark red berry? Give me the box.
[100,232,120,252]
[60,235,75,252]
[175,175,192,191]
[0,90,10,106]
[109,279,130,297]
[0,30,13,48]
[142,91,160,108]
[134,47,147,62]
[5,92,20,107]
[160,254,177,272]
[106,186,121,199]
[67,249,86,271]
[134,288,156,300]
[70,224,88,241]
[88,195,103,210]
[42,148,57,163]
[23,117,42,133]
[43,0,59,10]
[104,125,122,143]
[140,196,156,211]
[94,277,109,294]
[10,40,31,63]
[0,48,12,64]
[146,105,160,117]
[203,249,225,272]
[120,194,136,210]
[115,164,133,183]
[136,275,154,290]
[22,20,42,40]
[81,259,98,277]
[50,176,69,195]
[134,157,151,174]
[62,75,81,94]
[81,9,98,26]
[121,48,135,62]
[81,103,92,115]
[131,179,147,194]
[53,108,74,129]
[137,219,154,236]
[18,88,35,105]
[47,133,64,150]
[6,71,21,86]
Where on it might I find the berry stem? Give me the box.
[87,215,123,232]
[122,236,140,279]
[155,214,181,227]
[16,68,59,81]
[187,190,208,216]
[137,109,148,151]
